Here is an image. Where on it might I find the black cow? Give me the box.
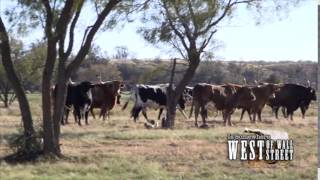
[267,83,316,120]
[61,81,95,126]
[122,84,188,125]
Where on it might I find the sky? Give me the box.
[93,1,317,61]
[0,1,317,61]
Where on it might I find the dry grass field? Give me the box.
[0,94,317,179]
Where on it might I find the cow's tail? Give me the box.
[122,100,129,110]
[131,106,142,122]
[189,98,194,119]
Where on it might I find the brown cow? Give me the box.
[90,80,123,120]
[239,83,280,122]
[189,83,255,127]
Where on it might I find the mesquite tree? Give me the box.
[0,20,37,154]
[139,0,303,128]
[1,0,145,157]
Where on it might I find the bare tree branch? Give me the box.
[65,0,84,57]
[81,25,93,47]
[94,1,100,16]
[162,1,189,52]
[42,0,54,38]
[171,1,193,41]
[186,0,198,35]
[199,30,217,53]
[169,38,187,60]
[199,0,256,35]
[66,0,121,76]
[55,0,75,39]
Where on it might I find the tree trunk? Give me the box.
[52,60,69,155]
[4,84,10,108]
[163,58,177,128]
[42,38,59,156]
[0,17,37,151]
[3,92,8,108]
[164,55,200,128]
[164,99,177,128]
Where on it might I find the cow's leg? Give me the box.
[100,105,108,121]
[64,105,72,124]
[73,110,81,126]
[228,114,232,126]
[131,106,142,122]
[228,109,234,126]
[200,106,207,126]
[142,109,149,122]
[194,103,200,127]
[80,107,86,126]
[158,108,164,120]
[240,109,245,121]
[73,107,78,123]
[222,111,227,126]
[274,107,279,119]
[247,109,253,122]
[85,110,89,125]
[257,109,262,122]
[102,106,110,121]
[74,107,81,126]
[288,110,294,121]
[281,107,287,118]
[72,108,78,124]
[300,106,306,119]
[252,110,257,123]
[63,108,69,125]
[107,110,110,120]
[90,107,96,119]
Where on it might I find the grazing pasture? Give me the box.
[0,94,317,179]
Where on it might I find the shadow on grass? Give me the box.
[0,150,44,164]
[60,131,104,139]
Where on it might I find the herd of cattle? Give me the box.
[53,79,317,128]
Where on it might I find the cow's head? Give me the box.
[110,80,123,96]
[262,83,281,99]
[80,81,95,92]
[112,81,125,104]
[234,86,256,105]
[178,95,186,110]
[308,87,317,101]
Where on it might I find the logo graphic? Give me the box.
[227,130,294,162]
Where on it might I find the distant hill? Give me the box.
[74,59,317,88]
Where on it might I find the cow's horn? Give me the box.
[68,78,75,84]
[243,78,247,85]
[307,80,311,87]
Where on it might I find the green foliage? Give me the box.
[15,41,46,91]
[5,0,60,35]
[139,0,305,61]
[6,126,43,157]
[0,38,44,91]
[0,37,25,106]
[113,60,316,86]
